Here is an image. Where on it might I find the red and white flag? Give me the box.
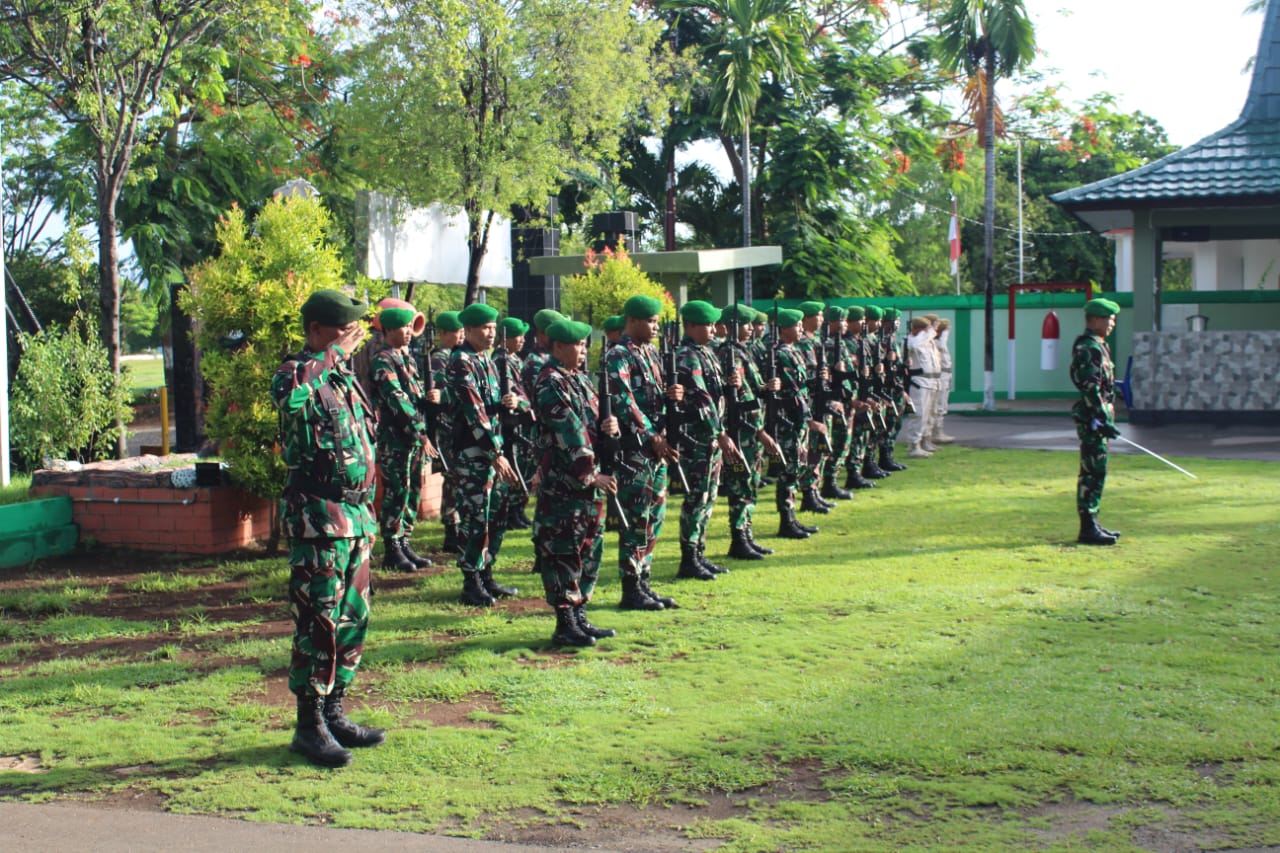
[948,198,961,275]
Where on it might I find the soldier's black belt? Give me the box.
[287,473,373,505]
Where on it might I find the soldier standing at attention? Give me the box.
[602,314,626,351]
[430,311,464,553]
[773,308,820,540]
[532,318,621,647]
[674,300,741,580]
[272,288,385,768]
[795,301,836,514]
[497,316,536,531]
[606,294,684,610]
[370,299,437,573]
[1071,298,1123,546]
[448,302,524,606]
[879,308,912,471]
[841,306,878,492]
[931,317,957,444]
[521,308,564,395]
[904,316,940,459]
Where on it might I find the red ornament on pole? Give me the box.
[1040,311,1060,370]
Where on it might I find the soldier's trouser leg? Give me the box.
[847,423,868,472]
[618,455,666,580]
[777,423,808,511]
[536,493,605,606]
[288,535,373,697]
[1075,427,1109,513]
[725,430,759,532]
[440,466,461,532]
[800,422,828,492]
[825,413,851,478]
[485,478,513,569]
[905,387,935,445]
[680,445,722,548]
[454,459,498,573]
[378,442,412,538]
[888,391,908,445]
[404,446,425,535]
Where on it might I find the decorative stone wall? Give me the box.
[1130,331,1280,415]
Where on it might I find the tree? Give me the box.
[342,0,672,306]
[0,0,313,453]
[935,0,1036,410]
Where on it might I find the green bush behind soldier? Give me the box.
[1071,298,1123,546]
[446,302,525,606]
[272,288,386,768]
[369,300,437,573]
[497,316,537,531]
[429,310,464,553]
[605,294,685,611]
[771,308,820,540]
[531,318,621,647]
[716,303,781,560]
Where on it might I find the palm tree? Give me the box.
[670,0,811,303]
[936,0,1036,411]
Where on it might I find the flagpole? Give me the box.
[949,196,961,295]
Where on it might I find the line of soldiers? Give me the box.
[273,289,954,766]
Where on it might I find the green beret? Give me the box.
[884,307,902,321]
[728,304,756,325]
[533,308,565,332]
[680,300,721,325]
[459,302,499,327]
[301,288,368,327]
[864,305,884,320]
[775,308,804,328]
[825,305,847,320]
[624,294,663,319]
[1084,298,1120,317]
[846,306,865,320]
[435,310,463,332]
[378,307,416,331]
[798,300,825,317]
[499,316,529,338]
[546,319,593,344]
[753,309,768,323]
[602,314,626,332]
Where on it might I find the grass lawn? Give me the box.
[124,355,165,391]
[0,445,1277,851]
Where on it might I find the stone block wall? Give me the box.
[1131,330,1280,415]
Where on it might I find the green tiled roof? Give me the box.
[1053,0,1280,209]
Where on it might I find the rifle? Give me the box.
[662,319,691,493]
[812,323,834,454]
[495,325,529,495]
[421,309,448,473]
[597,368,629,529]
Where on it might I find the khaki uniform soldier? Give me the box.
[606,294,685,611]
[904,316,941,458]
[674,300,741,580]
[532,319,621,647]
[272,288,385,768]
[772,308,821,540]
[1071,298,1122,546]
[430,311,464,552]
[370,300,437,572]
[926,315,957,444]
[447,302,524,606]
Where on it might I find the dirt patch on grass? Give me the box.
[402,691,504,728]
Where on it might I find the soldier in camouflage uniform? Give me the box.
[497,316,537,531]
[532,318,621,647]
[772,308,821,540]
[717,303,781,560]
[842,307,880,491]
[1071,298,1122,546]
[521,309,564,395]
[820,306,856,502]
[794,301,836,514]
[273,289,386,769]
[430,311,464,552]
[673,301,741,580]
[447,302,524,606]
[370,300,436,573]
[857,306,893,481]
[606,294,684,611]
[878,308,911,472]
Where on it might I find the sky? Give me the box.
[1020,0,1266,147]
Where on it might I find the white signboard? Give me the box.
[359,191,512,288]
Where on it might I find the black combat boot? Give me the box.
[821,474,853,501]
[677,544,716,580]
[481,568,518,598]
[551,606,595,647]
[640,576,678,609]
[460,571,496,606]
[323,684,386,749]
[507,502,532,530]
[845,466,875,490]
[1097,519,1122,539]
[696,542,729,573]
[441,522,461,554]
[880,445,907,472]
[1077,511,1118,546]
[800,488,830,514]
[399,538,433,569]
[776,493,811,539]
[382,537,418,572]
[862,458,889,479]
[744,523,773,555]
[728,529,764,560]
[290,692,352,768]
[574,604,616,639]
[619,574,664,610]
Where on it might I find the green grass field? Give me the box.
[124,355,165,391]
[1,446,1277,851]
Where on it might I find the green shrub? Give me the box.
[560,244,676,324]
[10,313,134,468]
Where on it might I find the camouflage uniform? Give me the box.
[498,344,538,516]
[430,343,460,535]
[446,340,511,575]
[881,323,908,451]
[774,339,811,513]
[370,343,428,540]
[532,356,607,605]
[717,337,765,533]
[273,343,377,698]
[795,332,828,493]
[675,334,726,550]
[605,335,669,582]
[1070,330,1115,513]
[824,333,856,482]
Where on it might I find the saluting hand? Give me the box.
[334,322,367,357]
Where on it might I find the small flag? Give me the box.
[948,198,961,275]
